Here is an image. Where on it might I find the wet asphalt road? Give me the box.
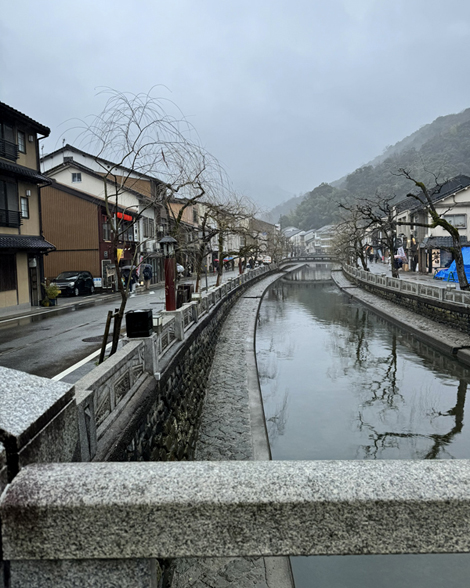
[0,290,163,378]
[0,271,234,380]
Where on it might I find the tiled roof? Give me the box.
[0,235,56,252]
[41,144,164,184]
[397,175,470,213]
[0,102,50,136]
[45,160,152,201]
[0,160,51,185]
[420,236,468,249]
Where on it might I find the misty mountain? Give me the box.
[260,193,306,224]
[276,107,470,230]
[235,180,294,214]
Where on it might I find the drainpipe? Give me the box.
[36,134,50,302]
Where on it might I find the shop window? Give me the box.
[0,253,16,292]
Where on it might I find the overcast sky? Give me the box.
[3,0,470,210]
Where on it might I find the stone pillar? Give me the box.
[0,366,79,588]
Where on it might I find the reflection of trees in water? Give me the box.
[424,379,467,459]
[321,303,469,459]
[266,389,289,446]
[260,268,470,459]
[257,336,280,382]
[361,334,405,413]
[325,308,375,380]
[357,378,468,459]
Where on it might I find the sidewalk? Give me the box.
[366,261,461,289]
[0,270,240,324]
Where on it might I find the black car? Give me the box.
[52,271,95,296]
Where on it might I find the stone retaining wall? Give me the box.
[343,265,470,335]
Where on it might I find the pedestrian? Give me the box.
[129,268,138,296]
[143,264,152,291]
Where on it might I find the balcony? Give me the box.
[0,138,19,161]
[0,208,21,228]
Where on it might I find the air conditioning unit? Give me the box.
[145,240,155,252]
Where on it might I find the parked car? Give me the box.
[51,271,95,296]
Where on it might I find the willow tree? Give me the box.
[77,88,224,355]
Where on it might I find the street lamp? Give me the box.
[159,235,177,311]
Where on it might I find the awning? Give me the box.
[0,235,56,252]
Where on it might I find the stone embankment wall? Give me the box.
[343,265,470,335]
[121,288,246,464]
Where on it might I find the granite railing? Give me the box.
[70,265,276,462]
[2,459,470,587]
[75,340,148,461]
[343,264,470,306]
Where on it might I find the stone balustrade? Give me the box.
[3,460,470,566]
[344,264,470,306]
[343,264,470,334]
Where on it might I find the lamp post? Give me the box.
[159,236,177,311]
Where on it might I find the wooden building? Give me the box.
[40,180,137,285]
[0,102,55,314]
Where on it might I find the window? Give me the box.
[444,214,466,229]
[0,253,17,292]
[142,217,154,239]
[193,208,198,224]
[0,123,18,160]
[102,221,111,241]
[0,178,20,227]
[71,173,82,183]
[20,197,29,219]
[17,131,26,153]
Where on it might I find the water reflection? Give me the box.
[258,268,470,461]
[256,264,470,588]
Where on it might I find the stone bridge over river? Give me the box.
[2,262,470,587]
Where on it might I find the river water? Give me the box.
[256,265,470,588]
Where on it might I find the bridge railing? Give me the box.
[2,459,470,585]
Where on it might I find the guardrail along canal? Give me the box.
[256,264,470,588]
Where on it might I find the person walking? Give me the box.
[143,264,152,291]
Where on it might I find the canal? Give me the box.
[256,264,470,588]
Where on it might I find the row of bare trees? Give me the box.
[335,169,470,290]
[71,89,281,357]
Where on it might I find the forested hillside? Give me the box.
[279,108,470,231]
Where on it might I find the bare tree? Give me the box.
[76,88,228,355]
[335,209,370,270]
[340,193,400,277]
[398,169,470,290]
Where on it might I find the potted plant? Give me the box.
[41,282,60,307]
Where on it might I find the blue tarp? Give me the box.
[434,247,470,282]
